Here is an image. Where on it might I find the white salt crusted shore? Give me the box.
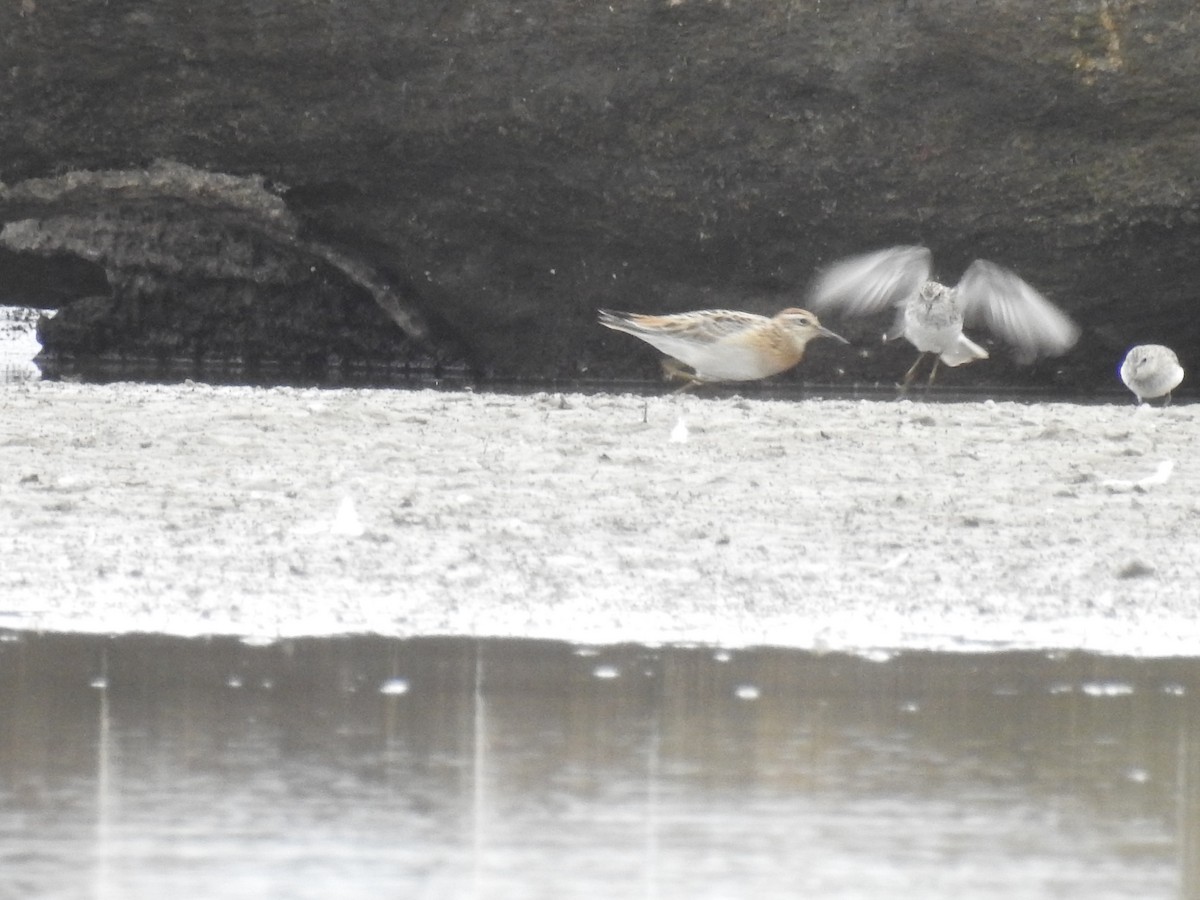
[0,381,1197,657]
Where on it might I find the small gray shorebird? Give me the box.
[808,246,1080,388]
[1119,344,1184,404]
[597,307,848,386]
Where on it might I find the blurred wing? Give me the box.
[958,261,1080,362]
[808,246,933,317]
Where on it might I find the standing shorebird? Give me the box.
[808,246,1079,388]
[1119,344,1184,404]
[597,307,848,385]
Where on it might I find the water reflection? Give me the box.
[0,306,49,383]
[0,634,1197,899]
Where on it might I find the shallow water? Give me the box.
[2,634,1197,899]
[1,303,1144,402]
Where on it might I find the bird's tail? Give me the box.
[597,309,639,333]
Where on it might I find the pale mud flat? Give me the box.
[0,380,1196,656]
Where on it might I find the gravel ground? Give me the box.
[0,379,1196,656]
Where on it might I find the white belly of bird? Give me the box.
[685,344,782,381]
[904,317,957,355]
[903,306,987,366]
[1122,355,1184,400]
[640,333,781,381]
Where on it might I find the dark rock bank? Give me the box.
[1,1,1198,391]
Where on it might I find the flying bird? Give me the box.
[808,246,1079,388]
[598,307,847,386]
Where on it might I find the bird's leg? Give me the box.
[661,358,692,382]
[662,358,703,393]
[1164,392,1174,407]
[925,356,941,389]
[900,352,929,395]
